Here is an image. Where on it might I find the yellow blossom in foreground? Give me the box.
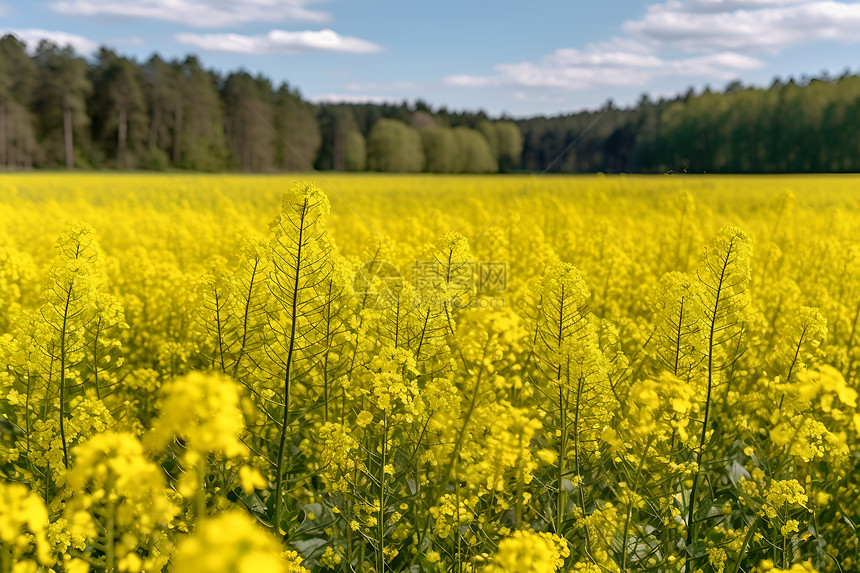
[756,559,819,572]
[481,530,570,573]
[65,432,177,572]
[570,564,602,573]
[2,174,860,572]
[145,371,247,458]
[761,480,808,520]
[240,465,267,493]
[0,481,53,567]
[172,510,308,573]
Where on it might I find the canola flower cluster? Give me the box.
[0,173,859,573]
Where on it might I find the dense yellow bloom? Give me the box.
[761,480,808,520]
[430,493,475,539]
[463,401,542,492]
[0,481,53,567]
[65,432,177,571]
[756,560,820,572]
[772,306,828,381]
[145,371,247,458]
[627,372,698,443]
[316,421,363,492]
[66,432,174,517]
[650,271,706,378]
[482,530,570,573]
[360,346,421,416]
[172,511,308,573]
[1,174,859,572]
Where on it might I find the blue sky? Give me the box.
[2,0,860,117]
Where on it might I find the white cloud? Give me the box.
[445,43,762,91]
[51,0,330,28]
[445,75,494,88]
[446,0,860,93]
[676,0,812,12]
[310,93,408,105]
[624,0,860,53]
[175,29,382,54]
[3,28,99,55]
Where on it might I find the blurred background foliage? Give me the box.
[2,35,860,174]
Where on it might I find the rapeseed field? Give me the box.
[1,173,859,573]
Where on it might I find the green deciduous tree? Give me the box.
[477,120,523,172]
[495,121,524,171]
[223,72,274,172]
[0,35,38,169]
[177,57,230,171]
[344,130,366,171]
[32,41,92,169]
[453,127,497,173]
[366,118,424,173]
[141,54,178,169]
[420,127,458,173]
[273,84,321,172]
[90,49,147,168]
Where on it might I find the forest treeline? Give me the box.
[2,34,859,173]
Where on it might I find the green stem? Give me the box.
[621,437,654,572]
[557,365,567,533]
[196,459,207,519]
[728,516,760,573]
[515,447,525,529]
[93,316,103,400]
[687,239,735,572]
[1,544,12,573]
[273,199,308,534]
[232,257,260,378]
[59,284,73,469]
[378,412,388,573]
[410,356,486,567]
[555,286,568,534]
[106,499,116,573]
[455,478,462,573]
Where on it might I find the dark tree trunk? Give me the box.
[149,100,161,150]
[333,127,345,171]
[118,105,128,167]
[63,93,74,170]
[0,103,6,169]
[172,97,183,165]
